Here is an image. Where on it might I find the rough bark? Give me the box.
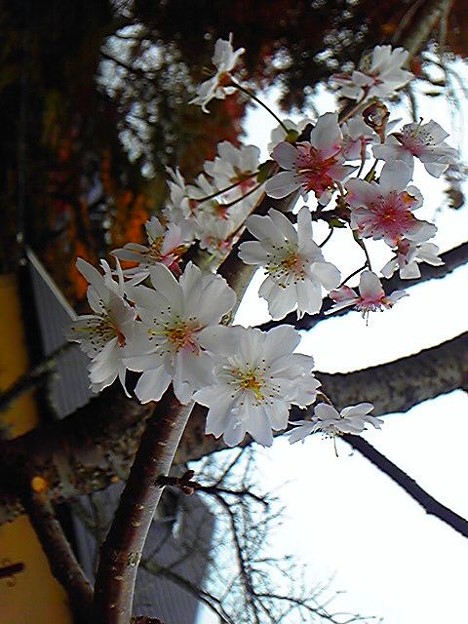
[92,393,193,624]
[1,331,466,526]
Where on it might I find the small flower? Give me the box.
[68,258,136,394]
[332,45,413,101]
[113,217,188,283]
[381,240,444,279]
[288,402,382,443]
[265,112,355,204]
[341,115,379,161]
[328,270,407,321]
[124,262,236,404]
[373,119,457,178]
[194,325,320,447]
[267,118,311,153]
[204,141,260,200]
[346,161,436,246]
[190,34,245,113]
[238,207,340,319]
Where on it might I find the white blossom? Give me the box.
[238,207,340,319]
[328,270,407,321]
[265,112,355,204]
[332,45,412,101]
[381,240,444,279]
[373,119,457,177]
[194,325,320,447]
[190,34,245,113]
[204,141,260,200]
[68,258,136,394]
[346,161,436,246]
[124,262,236,404]
[288,402,382,443]
[113,216,188,283]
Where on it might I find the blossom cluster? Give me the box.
[69,36,456,449]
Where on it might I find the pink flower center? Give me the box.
[367,191,417,243]
[397,129,431,156]
[295,144,338,196]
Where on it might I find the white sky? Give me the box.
[198,59,468,624]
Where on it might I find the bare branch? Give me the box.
[343,434,468,539]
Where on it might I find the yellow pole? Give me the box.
[0,274,73,624]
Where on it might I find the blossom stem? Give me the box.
[222,181,264,210]
[338,262,368,288]
[352,231,373,270]
[191,171,259,202]
[363,158,380,182]
[318,227,334,248]
[229,79,290,132]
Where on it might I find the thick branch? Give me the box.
[0,332,465,525]
[343,434,468,538]
[92,391,193,624]
[0,385,153,524]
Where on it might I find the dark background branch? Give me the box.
[343,433,468,538]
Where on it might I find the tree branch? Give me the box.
[343,433,468,539]
[22,487,94,621]
[0,332,466,524]
[92,390,193,624]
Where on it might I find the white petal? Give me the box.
[264,171,300,199]
[271,141,298,169]
[135,367,172,403]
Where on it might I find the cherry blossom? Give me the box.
[332,45,412,101]
[203,141,260,201]
[328,270,407,321]
[66,36,456,455]
[238,207,340,319]
[267,118,311,153]
[381,240,444,279]
[265,112,355,204]
[124,262,236,404]
[163,168,198,240]
[373,119,457,177]
[194,325,320,447]
[68,258,136,394]
[190,34,245,113]
[346,161,437,246]
[288,402,382,443]
[113,216,188,283]
[341,115,379,161]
